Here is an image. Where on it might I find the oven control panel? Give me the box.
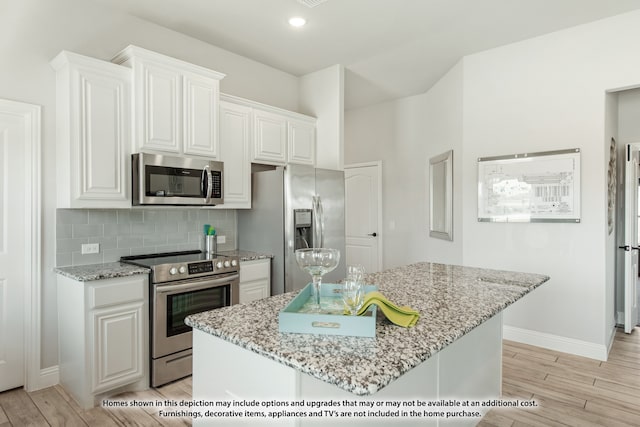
[152,256,240,282]
[188,261,214,275]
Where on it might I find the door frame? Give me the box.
[344,161,383,272]
[0,99,42,391]
[622,142,640,332]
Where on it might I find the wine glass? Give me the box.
[347,264,365,283]
[295,248,340,313]
[342,279,365,316]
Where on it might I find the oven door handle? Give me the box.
[156,274,239,295]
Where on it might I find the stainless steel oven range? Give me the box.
[121,250,239,387]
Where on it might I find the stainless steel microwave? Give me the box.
[132,153,224,206]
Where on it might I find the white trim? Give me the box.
[344,161,383,271]
[503,325,609,361]
[0,99,42,392]
[36,366,59,390]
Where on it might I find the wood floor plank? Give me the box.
[107,405,161,427]
[478,409,515,427]
[496,408,567,427]
[529,395,634,427]
[594,378,640,396]
[29,387,89,426]
[503,341,560,361]
[585,400,640,426]
[0,388,49,427]
[542,375,640,414]
[502,375,586,409]
[54,384,124,427]
[503,354,595,385]
[601,355,640,372]
[503,348,517,359]
[501,383,534,400]
[0,406,8,424]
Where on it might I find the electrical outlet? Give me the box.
[217,235,226,244]
[81,243,99,254]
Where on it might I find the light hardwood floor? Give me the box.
[1,327,639,426]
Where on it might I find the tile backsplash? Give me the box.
[56,208,237,267]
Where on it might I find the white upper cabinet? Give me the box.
[287,118,316,166]
[253,108,288,165]
[218,97,252,208]
[225,95,317,167]
[51,51,131,208]
[112,45,225,159]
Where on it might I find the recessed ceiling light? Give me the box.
[289,16,306,27]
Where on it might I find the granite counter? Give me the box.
[54,262,150,281]
[186,262,549,398]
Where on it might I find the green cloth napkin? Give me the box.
[357,291,419,327]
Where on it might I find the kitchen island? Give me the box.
[185,262,549,426]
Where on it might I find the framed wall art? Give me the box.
[477,148,581,223]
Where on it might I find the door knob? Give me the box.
[368,232,377,237]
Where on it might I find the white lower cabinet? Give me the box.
[57,274,149,408]
[239,258,271,304]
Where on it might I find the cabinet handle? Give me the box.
[368,232,377,237]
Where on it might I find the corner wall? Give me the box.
[299,65,345,170]
[345,10,640,358]
[345,61,464,269]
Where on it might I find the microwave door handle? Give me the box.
[202,165,213,203]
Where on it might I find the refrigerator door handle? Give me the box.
[313,195,324,248]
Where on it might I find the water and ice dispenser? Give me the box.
[294,209,313,250]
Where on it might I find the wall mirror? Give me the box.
[429,150,453,240]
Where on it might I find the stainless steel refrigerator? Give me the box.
[237,164,346,295]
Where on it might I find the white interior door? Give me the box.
[0,100,35,391]
[345,162,382,273]
[623,144,639,334]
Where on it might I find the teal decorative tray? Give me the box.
[279,283,377,337]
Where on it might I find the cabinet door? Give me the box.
[52,52,131,208]
[239,280,270,304]
[218,101,251,208]
[183,72,220,158]
[253,109,287,165]
[287,119,316,166]
[91,301,145,393]
[135,61,181,153]
[239,259,271,304]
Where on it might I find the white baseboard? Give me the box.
[27,365,59,392]
[503,326,609,361]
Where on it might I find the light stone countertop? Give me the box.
[185,262,550,396]
[220,249,274,261]
[54,262,150,281]
[53,249,272,281]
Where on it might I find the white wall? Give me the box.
[345,10,640,357]
[462,10,640,356]
[299,65,345,170]
[345,61,464,269]
[0,0,301,370]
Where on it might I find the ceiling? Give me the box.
[92,0,640,110]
